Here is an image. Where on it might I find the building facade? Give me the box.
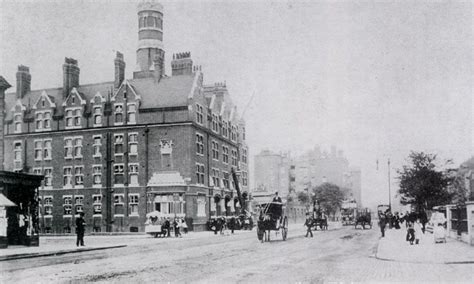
[253,150,290,200]
[1,0,249,233]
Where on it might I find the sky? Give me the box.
[1,0,472,208]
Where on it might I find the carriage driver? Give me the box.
[272,192,283,227]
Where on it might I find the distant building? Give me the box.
[1,0,249,233]
[292,146,362,206]
[253,150,291,200]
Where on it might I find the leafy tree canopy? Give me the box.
[297,191,310,205]
[397,151,453,211]
[312,182,346,215]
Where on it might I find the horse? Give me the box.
[311,217,328,231]
[354,214,372,229]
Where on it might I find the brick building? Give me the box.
[1,0,249,233]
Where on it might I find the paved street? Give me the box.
[1,225,473,283]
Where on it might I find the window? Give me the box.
[13,141,22,171]
[129,164,139,185]
[115,105,123,124]
[196,104,204,125]
[114,194,124,204]
[92,165,102,186]
[231,150,238,166]
[44,168,53,187]
[75,196,84,214]
[153,194,185,215]
[242,127,246,141]
[35,112,43,130]
[222,146,229,164]
[128,104,137,124]
[63,196,72,215]
[197,196,206,217]
[196,163,205,185]
[196,133,204,155]
[128,133,138,155]
[93,195,102,215]
[211,168,220,188]
[129,194,139,215]
[212,114,219,133]
[14,114,22,133]
[212,141,219,160]
[64,138,73,158]
[242,171,248,186]
[44,112,51,129]
[114,134,124,155]
[14,142,22,161]
[222,121,228,138]
[34,140,42,161]
[74,137,83,158]
[93,106,102,126]
[44,197,53,216]
[63,167,73,187]
[43,139,52,160]
[93,136,101,157]
[231,126,237,142]
[33,168,42,175]
[74,109,81,127]
[223,172,230,189]
[66,110,73,127]
[241,148,247,164]
[74,166,84,186]
[114,164,124,185]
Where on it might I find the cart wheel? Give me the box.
[282,216,288,241]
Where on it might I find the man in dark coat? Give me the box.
[379,212,387,238]
[75,212,86,246]
[229,216,236,234]
[164,218,171,237]
[304,214,313,237]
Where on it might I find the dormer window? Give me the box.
[65,107,81,129]
[93,106,102,126]
[115,104,124,125]
[14,114,22,133]
[222,121,228,138]
[212,114,219,133]
[35,110,52,132]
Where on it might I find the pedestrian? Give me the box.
[75,212,86,247]
[164,218,171,237]
[181,217,188,234]
[406,221,415,245]
[173,218,181,237]
[379,213,387,238]
[229,216,236,234]
[304,213,313,238]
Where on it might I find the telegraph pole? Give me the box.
[388,158,391,212]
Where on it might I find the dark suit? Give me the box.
[75,216,86,246]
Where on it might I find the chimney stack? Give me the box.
[16,65,31,99]
[171,52,193,76]
[114,52,125,90]
[63,58,80,99]
[0,77,12,171]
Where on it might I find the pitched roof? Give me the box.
[129,74,196,108]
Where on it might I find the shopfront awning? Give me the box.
[0,193,16,207]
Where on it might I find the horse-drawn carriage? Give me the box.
[341,208,356,226]
[145,211,168,237]
[309,211,328,231]
[256,202,288,242]
[354,208,372,229]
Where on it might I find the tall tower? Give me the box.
[134,0,165,79]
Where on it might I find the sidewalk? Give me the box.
[376,227,474,264]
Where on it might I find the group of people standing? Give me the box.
[378,209,433,245]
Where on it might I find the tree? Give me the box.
[312,183,346,217]
[297,191,310,207]
[397,151,453,211]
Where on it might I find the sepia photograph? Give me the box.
[0,0,472,282]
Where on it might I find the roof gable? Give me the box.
[62,87,86,107]
[111,80,141,102]
[90,91,106,104]
[33,90,56,110]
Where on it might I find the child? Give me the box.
[406,221,415,245]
